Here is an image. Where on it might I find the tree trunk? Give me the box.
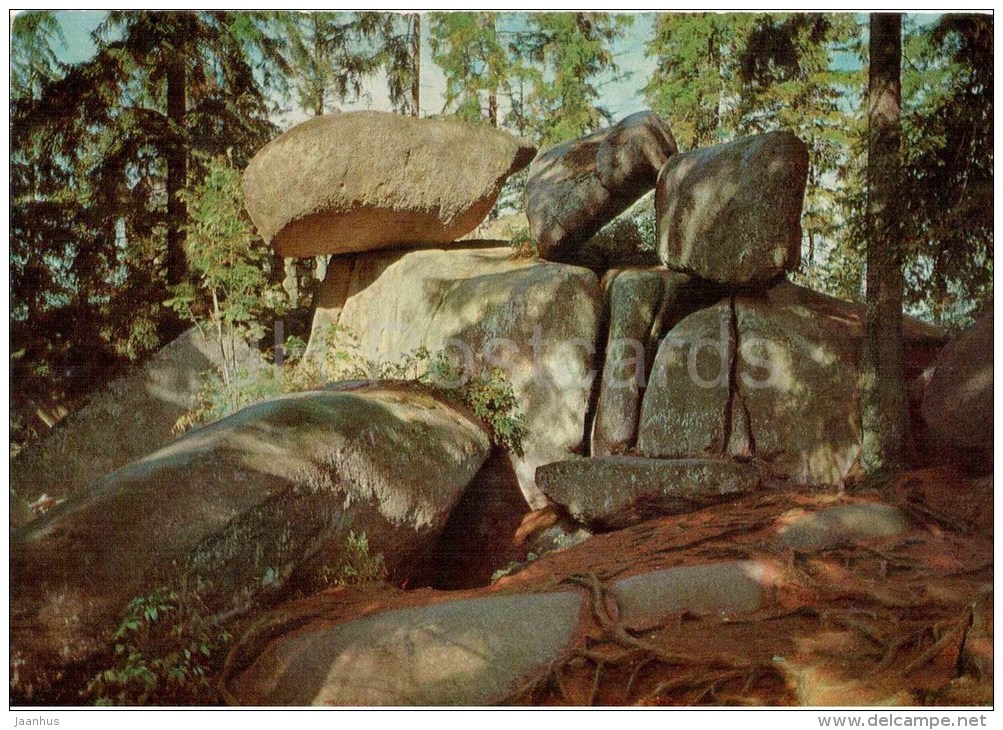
[861,13,907,475]
[313,14,325,117]
[165,55,187,286]
[410,13,420,116]
[488,90,498,127]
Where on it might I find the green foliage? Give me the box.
[167,154,283,415]
[896,14,993,327]
[508,226,539,259]
[355,12,421,115]
[175,324,529,458]
[520,13,632,146]
[429,359,529,458]
[644,13,754,149]
[429,12,527,127]
[280,12,376,116]
[169,154,276,342]
[10,11,65,100]
[84,588,231,706]
[11,11,284,438]
[329,531,389,586]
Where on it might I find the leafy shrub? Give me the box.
[84,588,230,706]
[176,326,529,458]
[166,154,284,415]
[429,357,528,457]
[509,226,539,259]
[329,531,388,587]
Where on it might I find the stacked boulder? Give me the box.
[12,108,973,706]
[526,119,947,528]
[243,111,536,257]
[524,111,676,270]
[245,111,601,509]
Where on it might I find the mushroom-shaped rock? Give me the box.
[243,112,536,257]
[525,111,678,266]
[656,131,809,285]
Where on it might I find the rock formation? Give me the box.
[243,112,535,257]
[656,131,809,285]
[525,111,677,266]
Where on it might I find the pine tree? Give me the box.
[898,14,993,326]
[427,11,513,123]
[282,11,375,116]
[643,13,755,149]
[12,11,284,410]
[861,12,907,476]
[520,12,630,146]
[357,11,422,116]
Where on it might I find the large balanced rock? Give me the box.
[656,131,809,285]
[10,327,258,525]
[223,591,583,705]
[921,312,993,473]
[311,247,602,509]
[591,269,724,456]
[10,384,490,700]
[243,112,535,258]
[537,456,764,531]
[525,111,677,266]
[637,282,947,485]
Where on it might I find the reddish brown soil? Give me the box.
[223,468,993,707]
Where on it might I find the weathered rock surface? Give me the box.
[10,327,258,525]
[224,591,583,705]
[591,269,724,456]
[656,131,808,285]
[303,241,506,361]
[638,282,947,485]
[525,111,677,265]
[10,385,490,699]
[573,212,662,272]
[323,247,602,509]
[243,112,535,258]
[776,503,909,551]
[537,456,763,530]
[638,300,737,459]
[921,312,993,473]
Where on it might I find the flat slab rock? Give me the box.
[776,503,909,551]
[537,456,763,530]
[224,591,583,706]
[614,561,768,630]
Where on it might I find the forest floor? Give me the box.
[223,466,993,707]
